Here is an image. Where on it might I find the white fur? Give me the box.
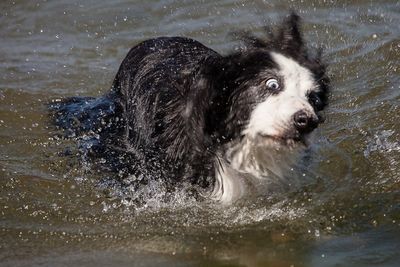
[210,136,303,204]
[210,160,246,203]
[244,52,318,139]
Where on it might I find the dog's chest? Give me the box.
[210,139,301,204]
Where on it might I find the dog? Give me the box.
[50,13,329,204]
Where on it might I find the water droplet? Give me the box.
[315,229,320,237]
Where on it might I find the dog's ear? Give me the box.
[184,55,224,153]
[277,12,305,55]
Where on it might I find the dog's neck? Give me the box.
[209,137,302,204]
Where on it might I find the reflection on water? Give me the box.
[1,0,399,266]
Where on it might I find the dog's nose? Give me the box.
[293,111,319,134]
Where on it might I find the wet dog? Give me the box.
[51,13,329,204]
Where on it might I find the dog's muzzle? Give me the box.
[293,110,320,135]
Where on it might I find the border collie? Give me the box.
[50,13,329,204]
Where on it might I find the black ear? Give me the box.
[277,12,305,54]
[184,55,224,153]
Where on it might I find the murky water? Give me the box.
[1,1,399,266]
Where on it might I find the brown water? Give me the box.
[1,1,400,266]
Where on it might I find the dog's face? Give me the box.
[222,51,327,146]
[244,52,322,143]
[211,14,329,148]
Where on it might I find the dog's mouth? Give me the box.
[257,133,310,147]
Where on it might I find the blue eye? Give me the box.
[266,78,280,91]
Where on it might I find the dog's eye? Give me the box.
[265,78,280,91]
[309,92,324,111]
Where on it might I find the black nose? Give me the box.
[293,111,319,134]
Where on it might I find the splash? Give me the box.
[97,176,199,214]
[364,130,400,157]
[224,200,307,226]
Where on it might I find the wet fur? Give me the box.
[50,13,329,202]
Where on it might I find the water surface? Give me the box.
[1,1,400,266]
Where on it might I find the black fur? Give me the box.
[50,13,329,193]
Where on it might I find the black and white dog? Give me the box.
[51,13,329,204]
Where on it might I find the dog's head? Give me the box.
[189,13,329,153]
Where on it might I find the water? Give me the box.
[1,0,399,266]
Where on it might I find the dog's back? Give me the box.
[50,37,220,187]
[111,37,220,157]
